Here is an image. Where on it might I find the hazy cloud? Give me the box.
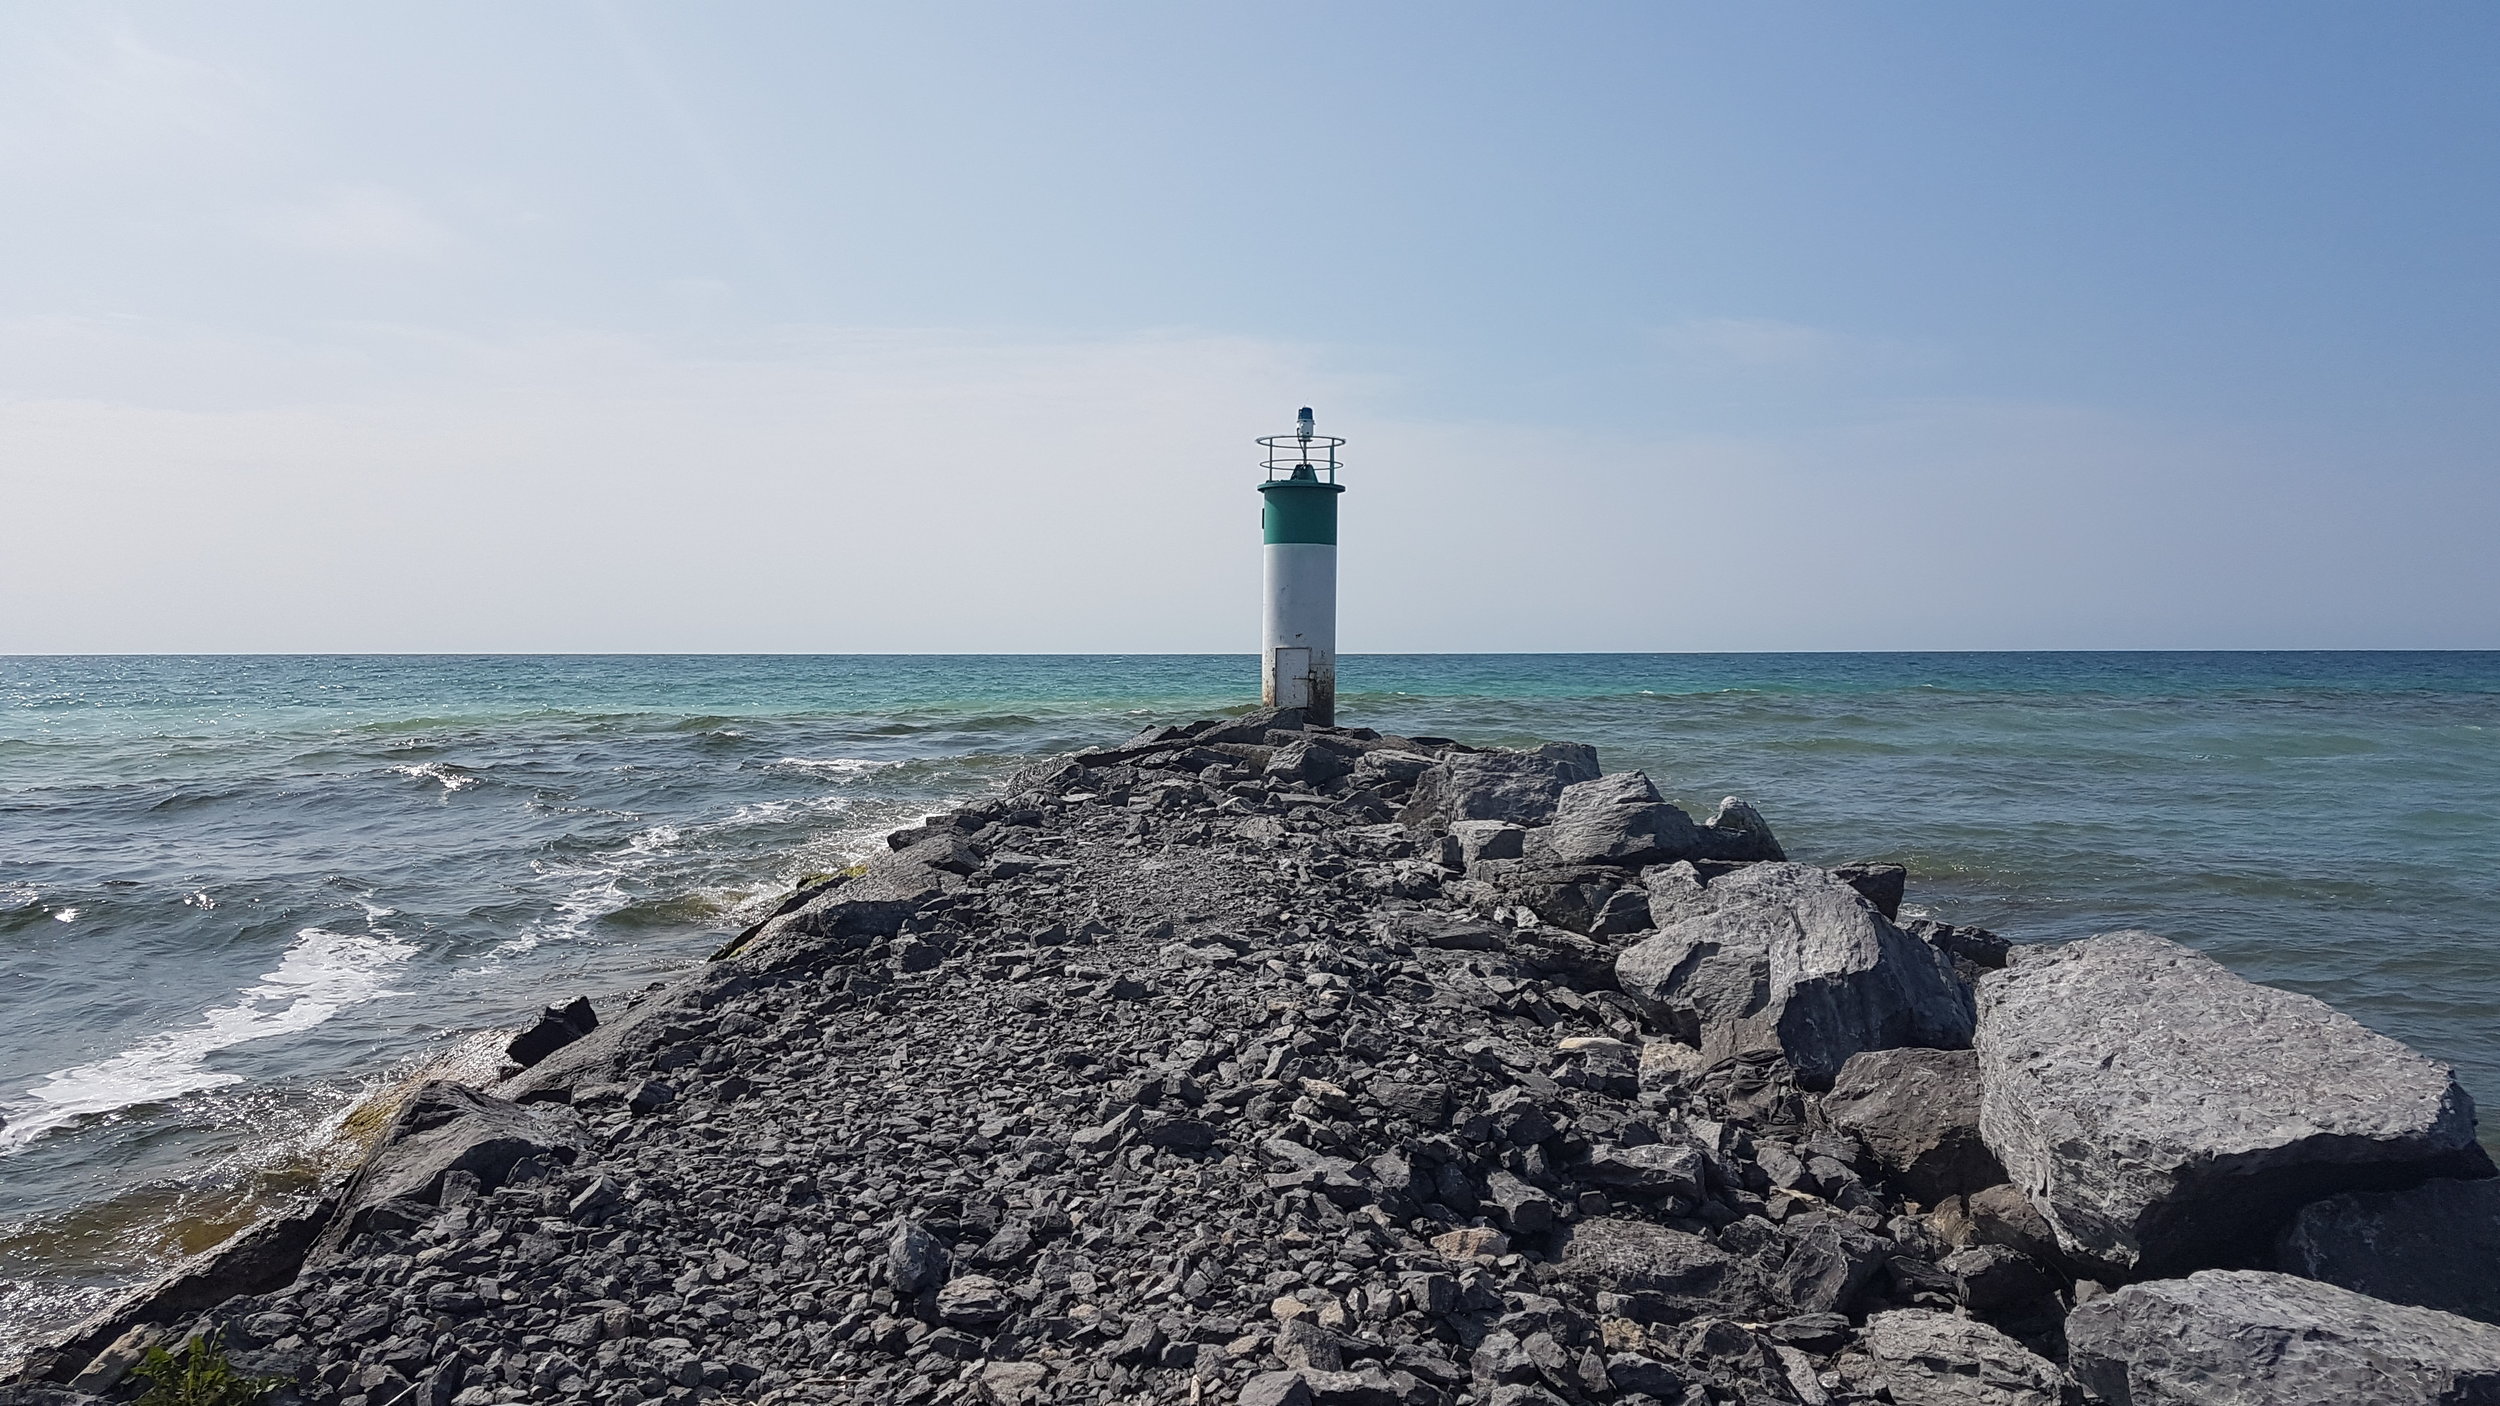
[248,184,453,260]
[1646,318,1935,374]
[3,316,2486,653]
[0,17,259,169]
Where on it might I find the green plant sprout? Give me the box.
[130,1331,281,1406]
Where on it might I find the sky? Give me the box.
[2,3,2495,653]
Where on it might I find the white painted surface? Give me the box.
[1262,541,1336,718]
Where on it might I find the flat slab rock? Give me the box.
[1975,930,2491,1277]
[1547,1216,1761,1318]
[1615,862,1975,1087]
[1858,1308,2079,1406]
[2066,1269,2500,1406]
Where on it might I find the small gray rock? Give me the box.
[887,1221,950,1295]
[1830,862,1905,920]
[1859,1308,2078,1405]
[1448,820,1528,869]
[976,1359,1049,1405]
[1549,1218,1750,1317]
[935,1273,1014,1326]
[505,996,598,1069]
[1579,1141,1707,1201]
[1240,1370,1315,1406]
[1939,1244,2057,1314]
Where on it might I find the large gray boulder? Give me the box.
[1858,1309,2079,1406]
[1825,1047,2003,1203]
[2278,1177,2500,1326]
[1974,931,2491,1278]
[315,1081,584,1259]
[1614,863,1975,1087]
[1533,771,1703,868]
[2066,1269,2500,1405]
[1400,746,1598,828]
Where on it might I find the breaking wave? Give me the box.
[0,927,417,1153]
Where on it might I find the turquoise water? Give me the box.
[2,652,2496,1348]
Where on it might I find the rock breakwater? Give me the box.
[14,710,2500,1406]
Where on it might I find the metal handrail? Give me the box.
[1255,433,1346,483]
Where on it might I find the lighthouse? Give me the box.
[1257,407,1346,725]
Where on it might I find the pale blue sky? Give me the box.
[3,3,2494,651]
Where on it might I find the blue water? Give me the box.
[2,652,2496,1350]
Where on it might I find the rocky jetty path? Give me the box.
[15,710,2500,1406]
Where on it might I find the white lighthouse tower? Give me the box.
[1256,407,1346,725]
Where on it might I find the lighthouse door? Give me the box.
[1271,647,1312,710]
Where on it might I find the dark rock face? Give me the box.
[1825,1047,2003,1204]
[1615,863,1975,1087]
[1830,863,1906,922]
[889,1220,952,1295]
[2277,1177,2500,1325]
[1497,865,1651,937]
[2066,1269,2500,1406]
[1975,930,2492,1278]
[507,995,599,1068]
[1904,919,2013,985]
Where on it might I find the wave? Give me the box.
[768,756,892,778]
[0,927,417,1153]
[489,797,869,956]
[390,762,480,792]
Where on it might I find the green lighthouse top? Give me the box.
[1257,406,1345,486]
[1257,407,1344,543]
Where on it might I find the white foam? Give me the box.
[771,756,890,778]
[622,824,683,855]
[391,762,479,792]
[0,927,417,1152]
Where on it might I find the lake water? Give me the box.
[3,651,2494,1353]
